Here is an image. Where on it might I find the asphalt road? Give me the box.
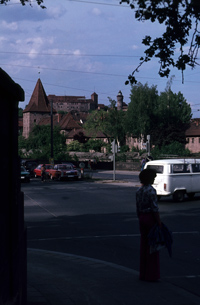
[22,176,200,297]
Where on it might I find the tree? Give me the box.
[19,125,67,160]
[1,0,45,8]
[126,82,192,148]
[120,0,200,84]
[84,101,127,146]
[84,109,111,141]
[152,87,192,147]
[126,83,159,139]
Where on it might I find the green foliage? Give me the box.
[151,141,191,159]
[85,139,104,152]
[18,125,67,160]
[126,83,159,138]
[120,0,200,84]
[1,0,45,8]
[119,145,130,153]
[66,140,85,152]
[18,107,23,118]
[84,101,127,147]
[126,82,192,148]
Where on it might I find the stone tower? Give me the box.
[23,78,56,138]
[117,90,123,111]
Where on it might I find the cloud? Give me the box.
[46,6,67,19]
[1,20,18,30]
[131,45,140,50]
[92,8,102,16]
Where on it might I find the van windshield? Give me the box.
[146,165,164,174]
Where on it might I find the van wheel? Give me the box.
[157,195,161,201]
[173,191,185,202]
[187,192,195,200]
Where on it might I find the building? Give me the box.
[23,78,56,138]
[23,79,98,138]
[185,119,200,153]
[48,92,98,112]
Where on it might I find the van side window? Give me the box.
[192,164,200,172]
[146,165,164,173]
[172,164,190,173]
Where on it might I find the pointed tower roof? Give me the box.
[23,79,55,113]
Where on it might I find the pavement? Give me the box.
[27,248,200,305]
[27,178,200,305]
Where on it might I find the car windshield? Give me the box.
[57,165,72,170]
[21,166,26,171]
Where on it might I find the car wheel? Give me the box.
[173,191,185,202]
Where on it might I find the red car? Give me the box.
[33,164,53,178]
[48,164,78,180]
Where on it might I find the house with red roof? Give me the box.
[185,118,200,153]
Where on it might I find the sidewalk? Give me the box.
[27,248,200,305]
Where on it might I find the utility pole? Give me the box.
[111,139,118,181]
[50,100,54,162]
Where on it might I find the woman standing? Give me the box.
[136,168,162,282]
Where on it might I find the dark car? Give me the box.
[21,166,30,183]
[21,159,38,177]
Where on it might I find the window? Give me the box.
[192,138,194,143]
[146,165,164,174]
[192,164,200,172]
[172,164,190,173]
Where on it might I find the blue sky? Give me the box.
[1,0,200,118]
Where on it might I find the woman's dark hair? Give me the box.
[139,168,156,185]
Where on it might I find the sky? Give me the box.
[1,0,200,118]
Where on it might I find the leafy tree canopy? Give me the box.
[19,125,66,160]
[120,0,200,84]
[1,0,45,8]
[126,81,192,147]
[84,100,127,146]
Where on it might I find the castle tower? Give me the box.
[23,79,56,138]
[117,90,123,111]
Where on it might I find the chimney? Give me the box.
[117,90,123,111]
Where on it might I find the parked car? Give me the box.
[21,166,30,183]
[61,162,77,169]
[33,164,53,178]
[48,164,78,180]
[21,159,38,177]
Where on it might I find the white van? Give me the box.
[144,159,200,201]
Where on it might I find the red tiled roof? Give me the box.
[38,116,59,126]
[23,79,56,113]
[66,128,106,139]
[59,112,82,130]
[185,119,200,136]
